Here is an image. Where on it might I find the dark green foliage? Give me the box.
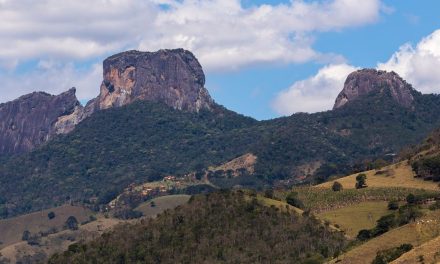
[22,230,31,241]
[406,193,416,204]
[65,216,78,230]
[412,155,440,182]
[372,244,413,264]
[357,229,372,241]
[429,201,440,211]
[48,191,347,264]
[48,211,55,220]
[264,188,274,198]
[355,173,367,189]
[3,90,440,218]
[388,201,399,210]
[286,192,305,209]
[359,205,423,240]
[332,181,343,192]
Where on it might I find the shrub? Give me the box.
[22,230,31,241]
[372,244,413,264]
[65,216,79,230]
[331,181,343,192]
[406,193,416,204]
[355,174,367,189]
[388,201,399,210]
[286,192,304,209]
[48,211,55,220]
[357,229,371,241]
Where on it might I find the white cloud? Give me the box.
[272,63,358,115]
[0,62,102,103]
[140,0,381,71]
[378,29,440,94]
[0,0,383,104]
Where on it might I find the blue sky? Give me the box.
[1,0,440,120]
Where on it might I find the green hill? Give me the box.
[2,89,440,218]
[48,190,347,264]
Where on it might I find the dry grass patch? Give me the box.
[391,235,440,264]
[331,210,440,264]
[317,201,389,238]
[135,195,191,218]
[317,161,439,191]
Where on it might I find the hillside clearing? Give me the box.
[317,161,439,191]
[317,201,389,237]
[134,195,191,218]
[331,210,440,264]
[0,205,92,249]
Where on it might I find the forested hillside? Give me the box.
[48,191,347,264]
[2,89,440,218]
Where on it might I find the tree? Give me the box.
[286,192,304,209]
[65,216,79,230]
[264,189,274,199]
[357,229,371,241]
[22,230,31,241]
[406,194,416,204]
[355,173,367,189]
[48,211,56,220]
[332,181,343,192]
[388,201,399,210]
[150,201,156,208]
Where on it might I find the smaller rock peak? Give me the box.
[333,69,415,109]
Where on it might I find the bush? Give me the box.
[388,201,399,210]
[65,216,79,230]
[357,229,371,241]
[372,244,413,264]
[286,192,304,209]
[22,230,31,241]
[332,181,343,192]
[355,174,367,189]
[406,193,416,204]
[48,211,55,220]
[264,189,274,198]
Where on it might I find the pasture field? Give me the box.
[0,205,93,249]
[317,161,439,191]
[317,201,390,237]
[135,194,191,218]
[331,210,440,264]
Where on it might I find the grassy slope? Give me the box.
[0,217,122,264]
[317,161,439,191]
[134,195,191,218]
[331,210,440,264]
[317,201,389,237]
[392,235,440,264]
[0,205,92,249]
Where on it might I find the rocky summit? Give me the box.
[0,88,83,155]
[88,49,214,113]
[333,69,415,109]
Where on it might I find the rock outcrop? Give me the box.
[88,49,214,113]
[0,88,84,155]
[0,49,215,156]
[333,69,415,109]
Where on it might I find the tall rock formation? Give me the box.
[0,88,84,155]
[88,49,214,113]
[333,69,415,109]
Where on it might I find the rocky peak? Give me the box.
[0,88,83,155]
[90,49,214,113]
[333,69,415,109]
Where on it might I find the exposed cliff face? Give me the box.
[90,49,214,113]
[0,88,83,155]
[333,69,415,109]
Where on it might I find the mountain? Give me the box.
[333,69,415,109]
[0,88,83,156]
[87,49,214,113]
[3,50,440,219]
[0,49,214,157]
[48,191,347,264]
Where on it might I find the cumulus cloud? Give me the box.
[272,64,357,115]
[141,0,381,70]
[0,0,383,104]
[0,62,102,103]
[272,29,440,116]
[378,29,440,94]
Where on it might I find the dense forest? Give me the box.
[48,190,347,264]
[2,89,440,218]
